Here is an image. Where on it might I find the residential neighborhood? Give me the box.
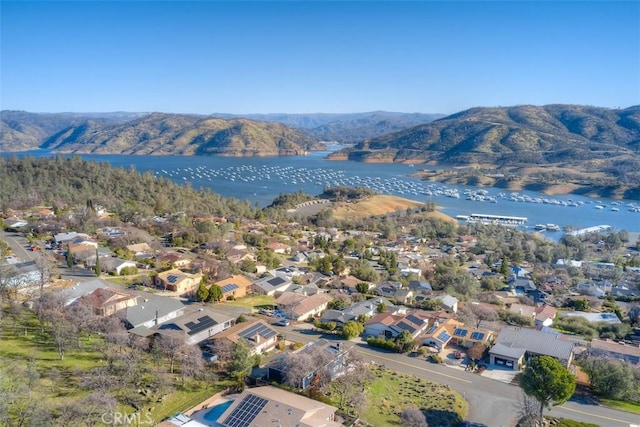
[1,180,639,427]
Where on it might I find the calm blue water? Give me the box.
[203,399,233,423]
[3,149,639,238]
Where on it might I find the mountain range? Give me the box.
[327,105,640,165]
[1,105,639,198]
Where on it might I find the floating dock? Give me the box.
[457,213,528,226]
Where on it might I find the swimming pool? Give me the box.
[202,400,234,423]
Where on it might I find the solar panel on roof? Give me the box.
[167,275,179,283]
[221,283,239,293]
[426,325,438,334]
[471,331,485,341]
[437,331,451,342]
[406,314,424,325]
[269,277,286,286]
[454,328,468,337]
[185,316,218,335]
[221,393,268,427]
[239,322,277,341]
[396,321,416,333]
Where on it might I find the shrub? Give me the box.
[367,337,397,351]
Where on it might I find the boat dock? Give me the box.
[458,213,528,226]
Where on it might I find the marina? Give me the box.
[4,150,639,239]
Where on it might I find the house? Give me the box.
[122,294,185,329]
[3,219,29,231]
[216,386,341,427]
[60,279,117,305]
[126,242,153,257]
[0,260,42,290]
[67,237,99,256]
[101,258,137,275]
[155,268,203,295]
[54,232,91,246]
[446,322,494,349]
[74,287,138,317]
[407,280,433,295]
[394,289,414,304]
[157,252,192,269]
[534,305,557,327]
[214,274,253,300]
[276,292,333,321]
[268,242,292,254]
[208,319,279,355]
[74,246,113,266]
[421,318,464,350]
[251,275,293,296]
[267,339,353,389]
[489,327,575,370]
[320,297,397,327]
[436,294,459,313]
[586,339,640,368]
[151,306,234,345]
[364,309,431,340]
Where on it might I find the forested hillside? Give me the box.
[0,156,257,219]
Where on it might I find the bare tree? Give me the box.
[457,303,498,328]
[283,345,333,390]
[324,351,373,414]
[180,344,205,385]
[400,407,428,427]
[517,392,542,427]
[81,391,117,427]
[156,332,185,374]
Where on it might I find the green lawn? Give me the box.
[346,365,467,426]
[224,294,276,309]
[600,398,640,415]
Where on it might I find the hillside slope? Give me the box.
[1,111,322,156]
[326,105,640,199]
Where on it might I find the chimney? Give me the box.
[255,334,260,343]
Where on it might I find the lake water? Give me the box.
[4,149,639,238]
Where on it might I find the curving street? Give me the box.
[277,324,640,427]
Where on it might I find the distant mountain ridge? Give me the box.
[328,104,640,164]
[210,111,445,142]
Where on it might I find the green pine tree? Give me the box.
[196,280,209,302]
[65,247,74,268]
[94,248,101,276]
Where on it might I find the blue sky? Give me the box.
[1,1,638,115]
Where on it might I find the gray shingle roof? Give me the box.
[124,294,184,328]
[492,327,574,361]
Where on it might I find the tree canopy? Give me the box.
[519,356,576,422]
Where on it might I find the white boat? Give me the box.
[534,224,547,230]
[546,224,561,231]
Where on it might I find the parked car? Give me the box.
[274,319,290,326]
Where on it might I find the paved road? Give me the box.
[275,324,640,427]
[0,230,37,262]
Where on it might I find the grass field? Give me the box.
[0,306,227,425]
[600,398,640,415]
[354,365,467,426]
[331,195,425,220]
